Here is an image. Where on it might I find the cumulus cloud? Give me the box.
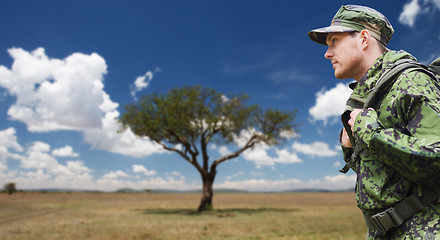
[211,144,233,156]
[0,130,179,191]
[0,48,105,131]
[19,141,92,179]
[82,110,163,158]
[0,130,349,192]
[0,48,162,158]
[132,164,156,176]
[101,170,129,179]
[231,128,339,168]
[399,0,440,27]
[0,136,95,190]
[292,141,339,157]
[399,0,422,27]
[215,174,356,192]
[52,145,79,157]
[241,142,303,168]
[0,127,23,162]
[309,83,351,124]
[20,142,55,169]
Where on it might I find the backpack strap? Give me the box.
[364,185,440,232]
[339,96,364,174]
[364,59,432,108]
[428,57,440,79]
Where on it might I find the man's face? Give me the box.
[324,32,363,80]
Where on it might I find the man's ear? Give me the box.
[359,30,371,50]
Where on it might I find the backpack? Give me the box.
[364,57,440,109]
[342,58,440,233]
[339,57,440,174]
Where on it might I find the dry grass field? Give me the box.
[0,192,366,240]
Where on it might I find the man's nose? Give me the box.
[324,47,333,59]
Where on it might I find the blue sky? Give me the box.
[0,0,439,192]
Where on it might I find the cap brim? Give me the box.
[308,26,357,45]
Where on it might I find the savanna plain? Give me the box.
[0,191,366,240]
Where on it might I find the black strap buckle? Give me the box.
[371,207,405,232]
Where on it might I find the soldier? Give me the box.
[308,5,440,239]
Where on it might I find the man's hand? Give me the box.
[348,109,363,132]
[341,109,363,148]
[341,127,352,148]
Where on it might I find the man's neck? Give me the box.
[354,49,387,81]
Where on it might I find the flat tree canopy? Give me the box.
[4,182,17,195]
[119,85,297,211]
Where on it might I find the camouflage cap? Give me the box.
[308,5,394,46]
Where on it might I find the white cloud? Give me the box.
[0,138,95,190]
[0,162,7,173]
[29,141,51,153]
[399,0,421,27]
[0,127,23,162]
[102,170,130,179]
[0,133,353,192]
[218,146,232,156]
[82,109,163,158]
[211,144,233,156]
[165,171,184,181]
[18,141,92,178]
[130,67,161,99]
[292,141,339,157]
[215,174,356,191]
[0,133,186,191]
[0,48,163,158]
[52,145,79,157]
[241,142,303,168]
[1,48,106,131]
[20,142,56,169]
[225,171,244,180]
[95,175,199,192]
[231,128,301,167]
[309,83,351,124]
[399,0,440,27]
[132,164,156,176]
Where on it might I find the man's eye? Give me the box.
[329,39,338,47]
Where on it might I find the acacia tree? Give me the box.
[4,182,17,195]
[119,86,297,211]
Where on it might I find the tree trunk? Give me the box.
[198,174,215,212]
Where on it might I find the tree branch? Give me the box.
[156,140,204,174]
[210,134,262,172]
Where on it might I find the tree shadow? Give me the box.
[143,207,299,216]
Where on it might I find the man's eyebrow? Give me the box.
[326,34,335,45]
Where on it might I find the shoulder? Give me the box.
[392,68,439,97]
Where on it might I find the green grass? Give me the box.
[0,192,366,239]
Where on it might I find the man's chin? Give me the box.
[334,71,350,80]
[334,73,345,80]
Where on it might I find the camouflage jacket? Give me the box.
[341,50,440,238]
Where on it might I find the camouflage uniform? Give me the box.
[344,50,440,239]
[308,5,440,239]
